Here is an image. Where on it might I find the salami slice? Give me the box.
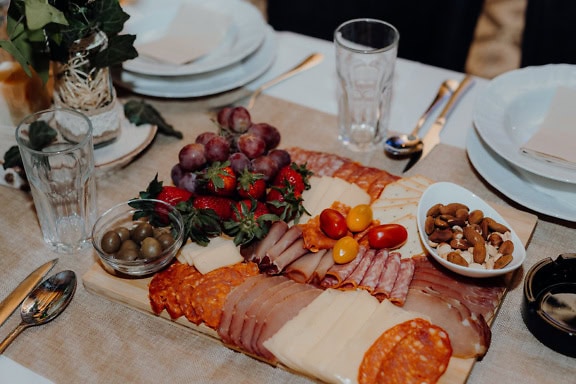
[373,251,402,300]
[321,246,367,288]
[359,249,389,291]
[389,258,416,306]
[148,262,197,319]
[340,248,376,289]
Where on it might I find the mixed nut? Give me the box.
[424,202,514,270]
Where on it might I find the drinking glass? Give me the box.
[16,108,98,253]
[335,19,399,151]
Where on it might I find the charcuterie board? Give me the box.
[83,199,537,384]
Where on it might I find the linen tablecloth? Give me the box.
[0,95,574,383]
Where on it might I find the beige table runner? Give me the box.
[0,95,574,383]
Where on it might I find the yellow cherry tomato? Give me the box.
[346,204,373,232]
[332,236,360,264]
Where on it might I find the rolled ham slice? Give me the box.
[359,249,389,291]
[340,248,376,289]
[373,251,401,299]
[321,246,367,288]
[284,249,326,284]
[310,249,335,285]
[266,238,309,275]
[240,221,288,264]
[389,258,416,306]
[261,225,302,268]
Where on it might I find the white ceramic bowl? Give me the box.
[417,182,526,278]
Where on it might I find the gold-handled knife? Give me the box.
[403,75,475,172]
[0,258,58,327]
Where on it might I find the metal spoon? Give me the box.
[0,270,76,354]
[384,79,459,156]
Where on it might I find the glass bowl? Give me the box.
[92,199,184,277]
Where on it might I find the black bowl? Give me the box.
[522,253,576,357]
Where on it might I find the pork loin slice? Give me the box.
[240,221,288,264]
[403,287,491,358]
[254,286,322,362]
[244,281,316,355]
[262,225,302,265]
[285,249,326,283]
[218,274,267,344]
[310,249,335,285]
[228,275,290,347]
[265,238,309,275]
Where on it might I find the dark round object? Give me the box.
[116,247,140,261]
[195,131,217,146]
[115,227,131,242]
[170,163,185,186]
[238,133,266,159]
[248,122,281,150]
[101,230,122,254]
[228,106,252,133]
[119,239,139,251]
[157,232,175,250]
[522,253,576,357]
[178,172,199,194]
[268,149,291,169]
[229,152,252,174]
[205,135,231,162]
[251,155,278,181]
[178,143,206,171]
[140,237,163,259]
[131,222,153,243]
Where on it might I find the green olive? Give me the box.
[140,237,162,259]
[116,247,139,261]
[101,230,122,254]
[157,232,175,250]
[131,222,153,243]
[115,227,130,242]
[119,239,139,251]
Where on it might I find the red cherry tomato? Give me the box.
[367,224,408,249]
[319,209,348,240]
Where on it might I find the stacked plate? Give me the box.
[115,0,276,98]
[468,64,576,221]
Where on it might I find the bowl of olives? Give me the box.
[92,199,185,277]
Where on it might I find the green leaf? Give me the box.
[28,120,57,150]
[124,100,183,139]
[96,0,130,36]
[0,39,32,77]
[91,34,137,68]
[24,0,68,30]
[3,146,23,170]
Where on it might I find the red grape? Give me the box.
[171,163,185,186]
[178,143,206,171]
[228,106,252,133]
[237,133,266,159]
[251,155,278,181]
[205,135,230,162]
[229,152,252,175]
[178,172,199,194]
[195,131,217,146]
[248,123,280,150]
[268,149,291,169]
[216,107,233,129]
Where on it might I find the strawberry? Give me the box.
[202,161,237,196]
[273,162,312,195]
[192,195,234,221]
[224,199,279,246]
[237,169,267,200]
[156,186,193,206]
[266,183,309,223]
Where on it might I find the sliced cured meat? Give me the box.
[261,225,302,266]
[266,238,308,275]
[373,251,401,300]
[284,249,326,283]
[310,249,335,285]
[359,249,389,291]
[411,254,506,322]
[332,160,363,182]
[353,167,383,192]
[340,249,376,289]
[321,246,367,288]
[218,274,268,344]
[240,221,288,264]
[389,258,416,306]
[358,318,451,384]
[148,262,198,319]
[402,287,490,358]
[285,147,346,177]
[367,173,400,201]
[175,269,206,324]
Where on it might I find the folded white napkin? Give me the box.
[521,86,576,169]
[136,3,230,65]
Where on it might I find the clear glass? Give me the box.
[335,19,399,152]
[16,108,98,253]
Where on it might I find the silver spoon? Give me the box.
[384,79,459,156]
[0,270,76,354]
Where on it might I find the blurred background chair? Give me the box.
[266,0,485,72]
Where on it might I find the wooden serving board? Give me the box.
[83,203,537,384]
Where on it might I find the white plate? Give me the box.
[417,182,526,278]
[113,26,276,98]
[473,64,576,184]
[466,127,576,222]
[122,0,266,76]
[95,118,156,172]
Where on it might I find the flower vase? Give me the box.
[53,31,121,146]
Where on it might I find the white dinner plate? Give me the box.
[113,26,276,98]
[466,127,576,222]
[473,64,576,184]
[122,0,266,77]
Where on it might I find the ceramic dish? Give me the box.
[473,64,576,184]
[417,182,526,278]
[122,0,266,77]
[113,26,276,98]
[466,127,576,222]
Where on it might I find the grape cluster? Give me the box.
[171,106,291,192]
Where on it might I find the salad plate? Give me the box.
[473,64,576,184]
[122,0,267,77]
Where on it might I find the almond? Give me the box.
[447,251,469,267]
[494,254,513,269]
[473,241,486,264]
[499,240,514,255]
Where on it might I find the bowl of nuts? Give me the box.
[92,199,185,277]
[417,182,526,278]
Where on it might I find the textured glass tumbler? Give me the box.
[16,108,98,253]
[335,19,399,151]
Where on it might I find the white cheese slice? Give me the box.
[337,181,371,209]
[325,300,427,383]
[301,176,333,222]
[392,213,426,259]
[372,202,418,224]
[379,181,423,199]
[371,196,420,208]
[314,176,350,214]
[193,240,243,274]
